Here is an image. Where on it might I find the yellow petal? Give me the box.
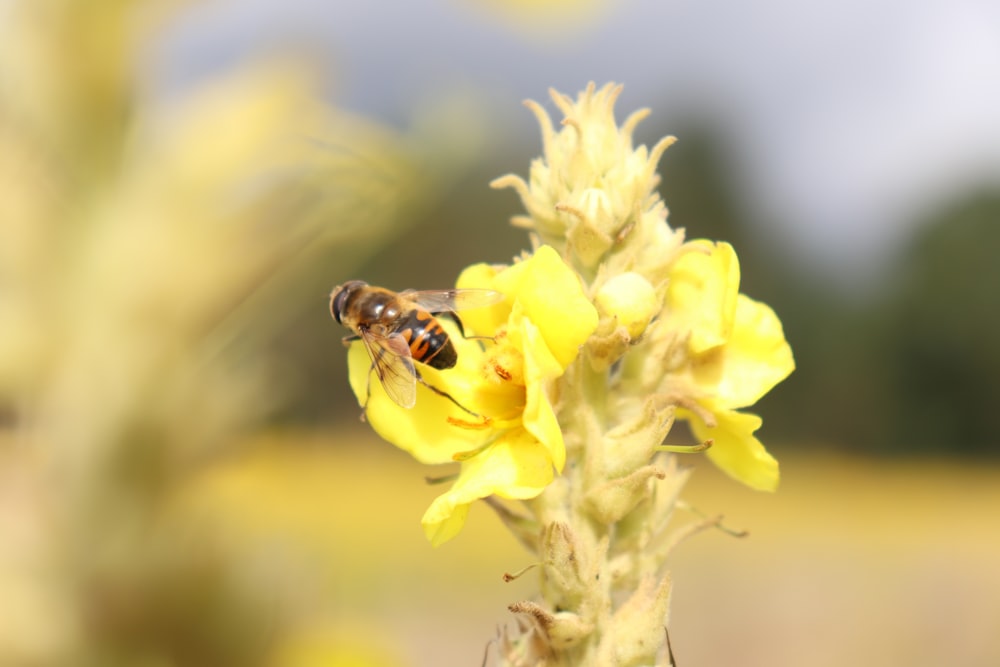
[421,429,554,545]
[517,312,567,471]
[691,294,795,409]
[346,328,493,465]
[666,241,739,354]
[686,404,779,492]
[455,262,512,336]
[493,245,598,369]
[422,502,470,548]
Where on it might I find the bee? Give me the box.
[330,281,502,415]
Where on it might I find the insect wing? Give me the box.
[401,289,504,314]
[357,328,418,408]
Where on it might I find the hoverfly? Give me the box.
[330,281,503,415]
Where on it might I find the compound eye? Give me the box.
[330,280,366,323]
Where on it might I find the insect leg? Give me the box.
[438,311,495,344]
[413,369,484,418]
[437,310,466,337]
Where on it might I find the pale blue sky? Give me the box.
[153,0,1000,287]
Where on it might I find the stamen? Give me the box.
[447,416,493,432]
[492,362,513,382]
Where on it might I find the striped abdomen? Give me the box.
[397,309,457,370]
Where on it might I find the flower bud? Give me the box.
[585,465,666,525]
[597,575,672,665]
[508,601,594,649]
[594,272,659,340]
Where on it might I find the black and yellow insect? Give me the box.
[329,280,501,412]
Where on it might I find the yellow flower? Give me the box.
[641,241,794,491]
[346,246,598,544]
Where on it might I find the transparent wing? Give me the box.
[400,289,504,314]
[357,327,417,408]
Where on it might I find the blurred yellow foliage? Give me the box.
[0,1,434,665]
[269,620,404,667]
[173,433,1000,667]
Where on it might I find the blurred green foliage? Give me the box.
[881,191,1000,454]
[651,124,1000,458]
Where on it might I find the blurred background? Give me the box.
[1,0,998,665]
